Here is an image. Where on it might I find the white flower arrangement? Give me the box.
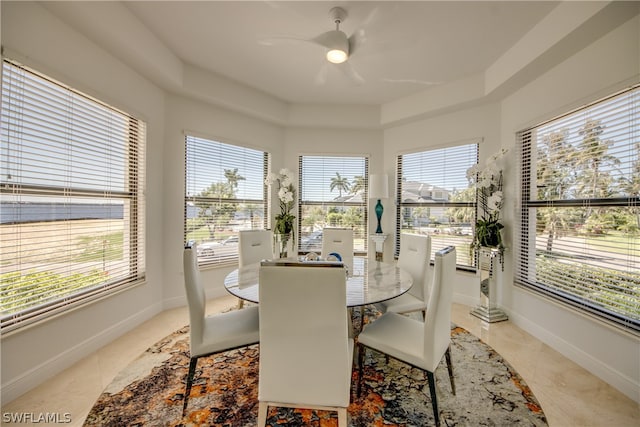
[467,148,508,265]
[265,168,297,238]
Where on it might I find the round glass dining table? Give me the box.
[224,257,413,307]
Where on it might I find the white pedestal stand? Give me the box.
[370,233,388,261]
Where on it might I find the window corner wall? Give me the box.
[0,1,167,404]
[498,14,640,401]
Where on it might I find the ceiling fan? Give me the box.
[314,7,351,64]
[259,6,368,85]
[259,6,440,88]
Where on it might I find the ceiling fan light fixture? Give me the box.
[327,48,348,64]
[324,30,349,64]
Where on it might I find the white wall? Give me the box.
[1,2,167,403]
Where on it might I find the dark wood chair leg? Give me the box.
[426,370,440,427]
[182,357,198,416]
[445,346,455,395]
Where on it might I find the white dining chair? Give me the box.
[357,246,457,427]
[321,227,354,274]
[375,233,431,319]
[182,242,260,415]
[238,229,274,308]
[257,260,354,427]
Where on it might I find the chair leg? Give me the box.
[357,343,364,396]
[445,346,456,395]
[426,370,440,427]
[337,408,347,427]
[257,402,268,426]
[237,298,244,309]
[182,357,198,416]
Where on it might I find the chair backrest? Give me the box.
[183,243,206,353]
[258,261,351,408]
[321,228,354,274]
[397,233,431,302]
[239,229,273,267]
[423,246,456,371]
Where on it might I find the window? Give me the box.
[298,155,368,254]
[185,135,269,267]
[516,85,640,334]
[0,59,146,333]
[396,142,479,268]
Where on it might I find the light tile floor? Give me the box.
[2,296,638,426]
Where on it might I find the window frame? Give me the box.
[184,134,270,268]
[395,141,480,269]
[0,59,146,334]
[298,155,369,255]
[515,85,640,334]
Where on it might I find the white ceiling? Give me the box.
[35,0,638,124]
[67,1,560,106]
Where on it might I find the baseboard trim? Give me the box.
[1,301,163,404]
[453,293,478,309]
[506,308,639,403]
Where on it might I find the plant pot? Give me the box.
[479,231,500,247]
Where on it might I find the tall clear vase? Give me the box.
[274,232,293,259]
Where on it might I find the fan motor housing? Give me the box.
[329,7,347,25]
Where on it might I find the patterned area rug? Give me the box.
[84,317,546,427]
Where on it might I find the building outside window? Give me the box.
[298,155,369,254]
[516,85,640,334]
[0,59,146,333]
[184,135,269,267]
[396,141,479,268]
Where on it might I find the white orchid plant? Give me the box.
[265,168,296,239]
[466,148,508,265]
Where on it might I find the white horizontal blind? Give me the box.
[0,59,146,333]
[516,85,640,334]
[396,142,479,268]
[185,135,269,267]
[299,155,368,254]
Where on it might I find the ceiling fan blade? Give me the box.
[348,29,367,55]
[339,62,365,86]
[312,30,334,49]
[347,6,380,55]
[258,35,318,47]
[360,5,382,30]
[314,63,329,86]
[312,29,350,51]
